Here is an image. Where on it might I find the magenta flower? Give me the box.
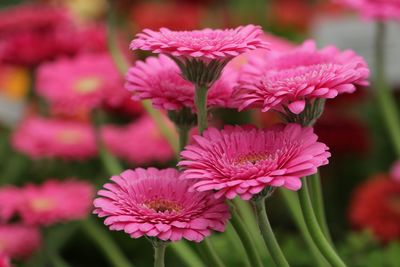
[18,180,94,226]
[94,168,230,242]
[233,40,369,114]
[101,115,175,165]
[36,53,123,113]
[179,124,330,200]
[0,187,22,222]
[0,254,11,267]
[336,0,400,21]
[12,116,97,160]
[0,224,41,260]
[125,54,237,111]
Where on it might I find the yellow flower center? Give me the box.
[56,130,82,144]
[30,198,55,212]
[144,199,182,213]
[73,76,102,94]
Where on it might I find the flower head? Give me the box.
[233,40,369,114]
[349,174,400,242]
[0,187,22,222]
[0,254,11,267]
[179,124,330,200]
[36,53,123,113]
[0,224,41,260]
[101,116,175,165]
[18,180,94,226]
[94,168,230,242]
[125,54,237,111]
[12,116,97,160]
[336,0,400,21]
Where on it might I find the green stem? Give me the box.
[194,85,208,134]
[153,242,167,267]
[178,125,190,152]
[298,178,346,267]
[170,242,206,267]
[198,239,225,267]
[374,22,400,157]
[82,219,133,267]
[230,209,264,267]
[252,198,290,267]
[309,172,332,244]
[280,190,330,267]
[100,145,123,175]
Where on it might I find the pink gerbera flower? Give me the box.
[94,168,230,242]
[130,25,268,87]
[0,224,41,260]
[336,0,400,21]
[0,187,22,222]
[0,253,11,267]
[179,124,330,200]
[233,40,369,114]
[101,116,175,165]
[17,180,94,226]
[12,116,97,160]
[125,54,237,111]
[36,53,123,113]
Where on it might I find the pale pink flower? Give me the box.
[36,53,123,113]
[179,124,330,200]
[12,116,97,160]
[94,168,230,242]
[130,25,268,61]
[336,0,400,21]
[0,224,41,260]
[101,116,175,165]
[125,54,237,111]
[233,40,369,114]
[0,187,22,222]
[18,180,94,226]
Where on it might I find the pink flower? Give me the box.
[130,25,268,61]
[179,124,330,200]
[18,180,94,226]
[36,53,123,113]
[0,4,78,67]
[12,116,97,160]
[94,168,230,242]
[101,116,175,165]
[125,54,237,111]
[390,161,400,182]
[0,187,22,222]
[0,224,41,260]
[233,40,369,114]
[336,0,400,21]
[0,254,11,267]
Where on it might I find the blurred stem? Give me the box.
[298,176,346,267]
[194,85,208,134]
[170,242,206,267]
[106,2,178,155]
[374,22,400,157]
[252,198,290,267]
[280,190,330,267]
[49,252,72,267]
[153,242,167,267]
[198,239,225,267]
[230,208,264,267]
[100,145,123,176]
[178,125,190,152]
[82,218,133,267]
[308,172,332,244]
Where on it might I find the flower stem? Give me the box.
[170,242,206,267]
[177,125,190,152]
[82,218,133,267]
[230,209,264,267]
[309,172,332,244]
[153,242,167,267]
[252,198,290,267]
[298,177,346,267]
[198,239,225,267]
[195,85,208,134]
[374,22,400,157]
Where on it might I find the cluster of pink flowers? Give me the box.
[336,0,400,21]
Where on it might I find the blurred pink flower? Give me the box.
[336,0,400,21]
[94,168,230,242]
[36,53,123,113]
[12,116,97,160]
[18,180,94,226]
[233,40,369,114]
[130,25,268,61]
[125,54,237,111]
[0,187,22,222]
[0,254,11,267]
[390,161,400,182]
[179,124,330,200]
[101,116,175,165]
[0,4,78,67]
[0,224,41,260]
